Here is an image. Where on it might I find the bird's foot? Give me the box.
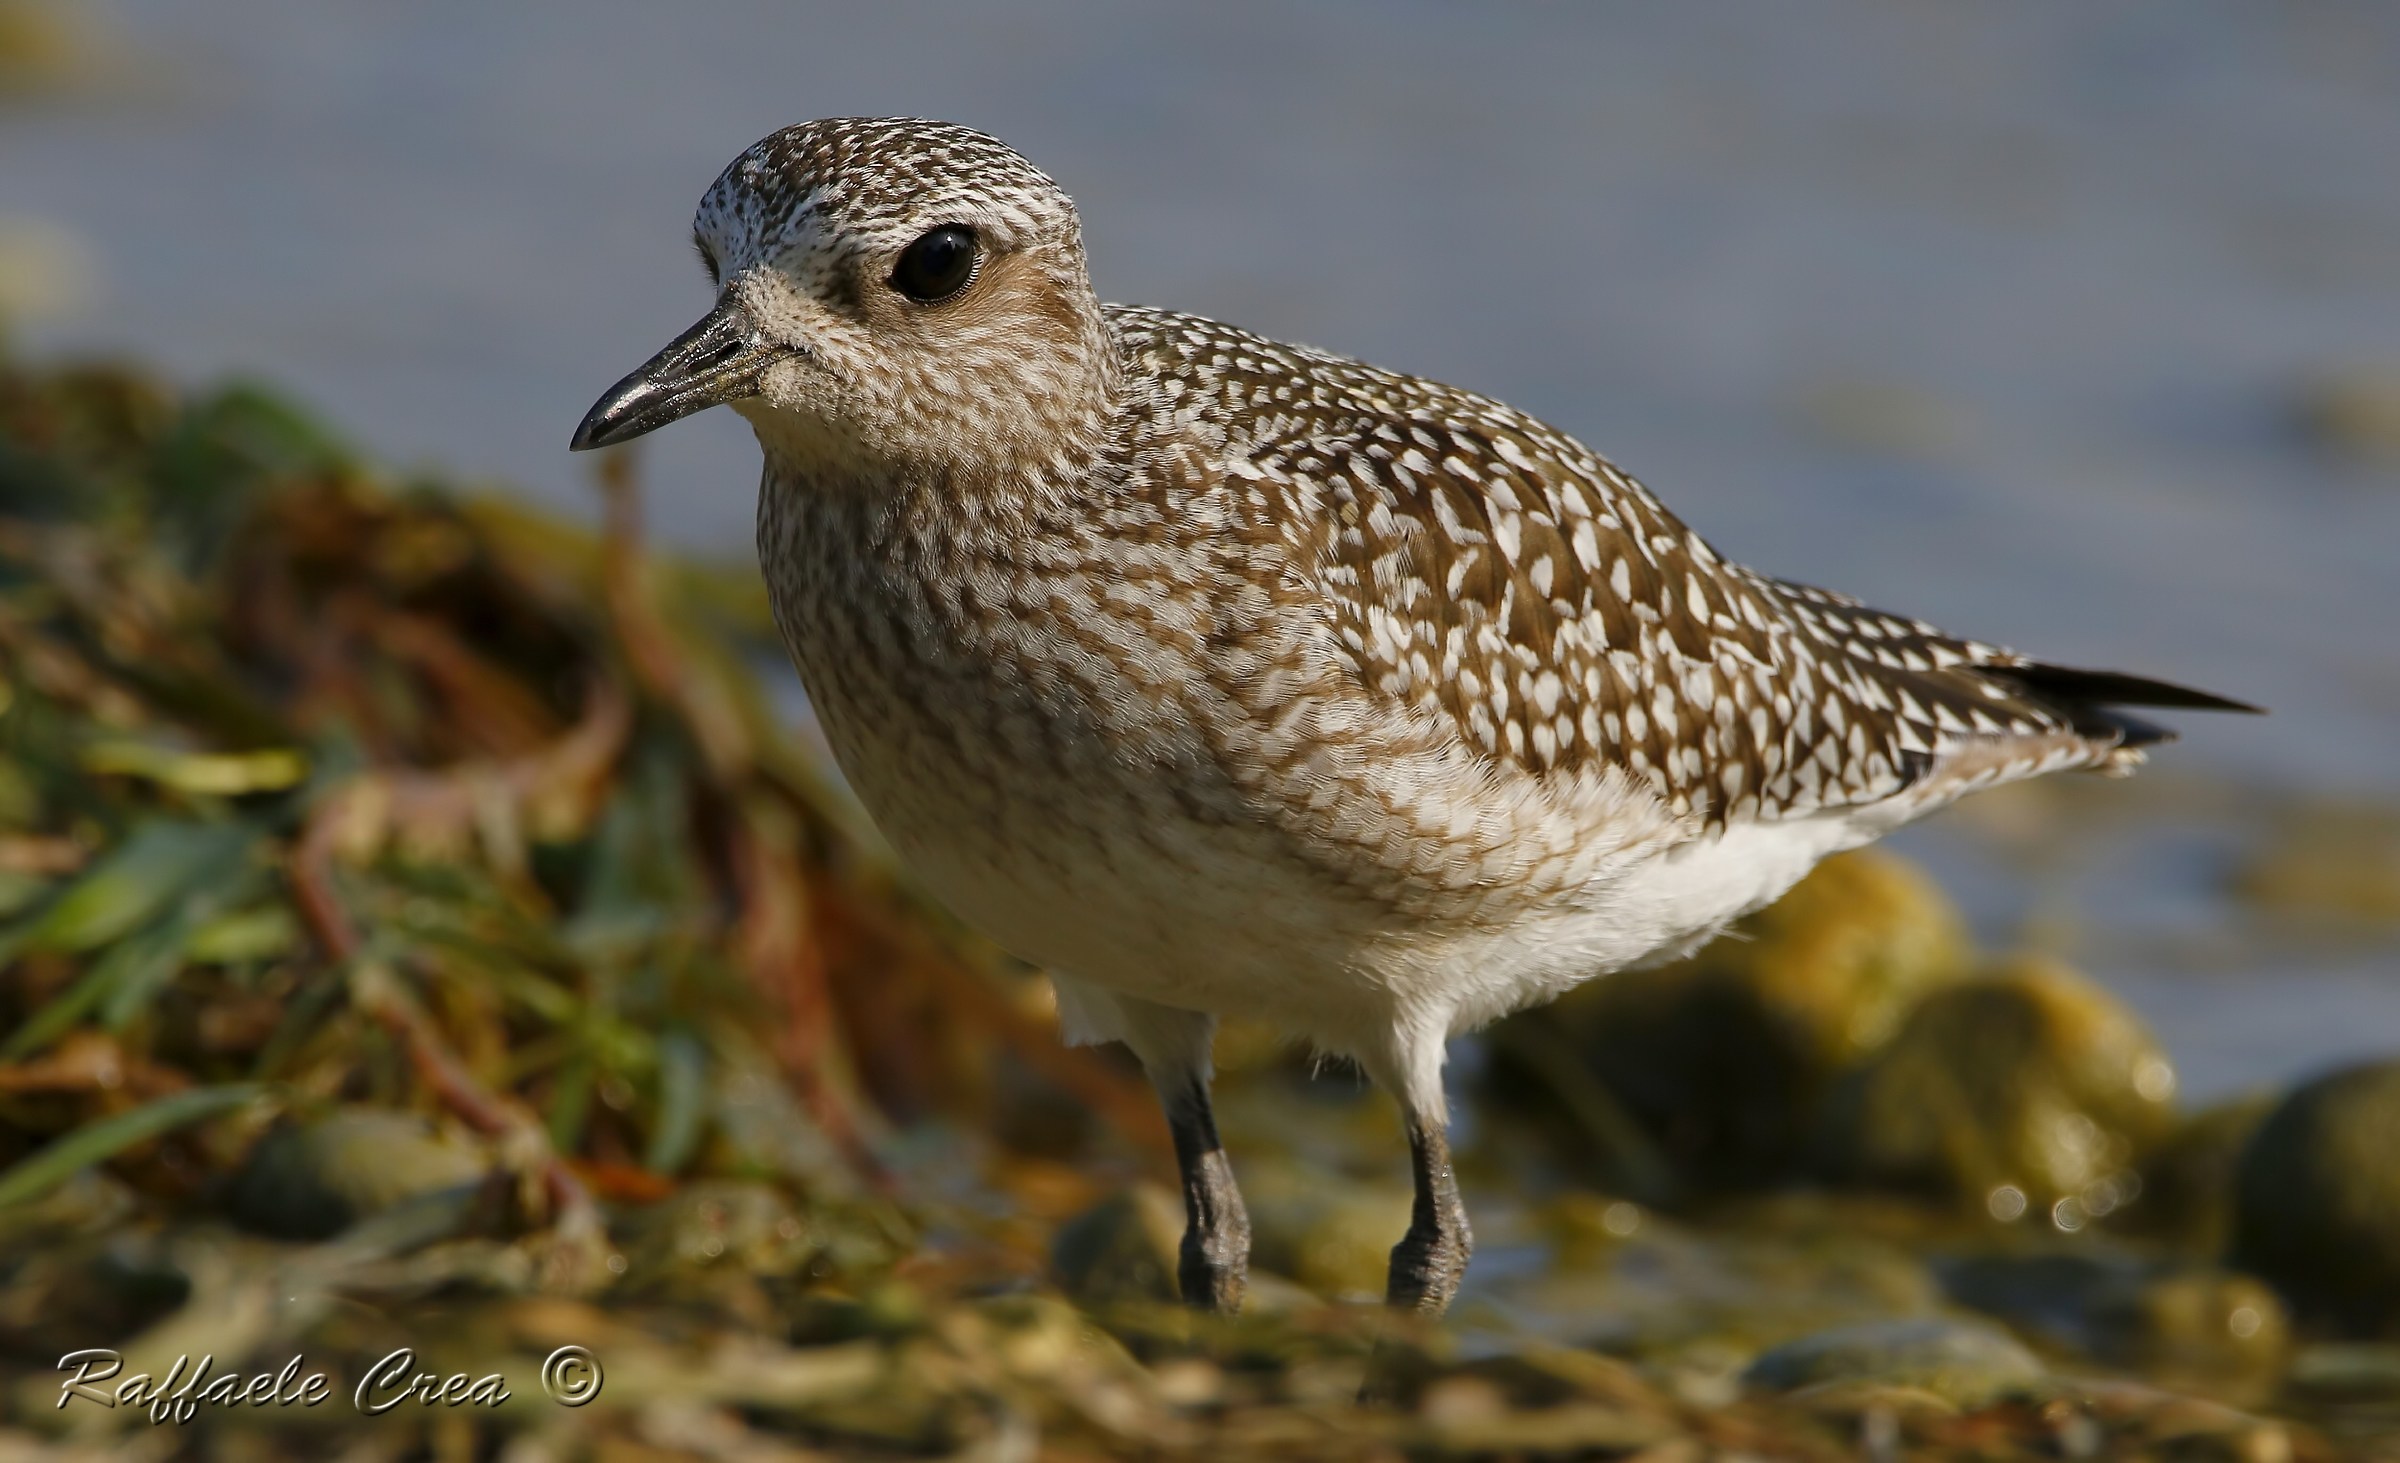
[1384,1213,1472,1316]
[1179,1215,1251,1312]
[1169,1096,1251,1313]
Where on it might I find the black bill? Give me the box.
[570,300,774,451]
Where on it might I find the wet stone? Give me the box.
[2285,1342,2400,1403]
[224,1107,488,1240]
[1817,956,2176,1216]
[1941,1253,2288,1380]
[1052,1183,1185,1307]
[2231,1058,2400,1335]
[1494,1201,1947,1375]
[1243,1159,1416,1302]
[1488,849,1968,1191]
[2128,1094,2277,1253]
[1742,1316,2045,1408]
[1784,1379,1960,1427]
[1288,1190,1420,1301]
[2088,1268,2289,1378]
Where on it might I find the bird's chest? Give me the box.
[752,478,1321,986]
[758,485,1118,831]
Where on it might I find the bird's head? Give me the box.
[571,117,1113,478]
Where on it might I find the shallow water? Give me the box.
[6,1,2396,1096]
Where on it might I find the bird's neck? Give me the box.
[752,332,1129,558]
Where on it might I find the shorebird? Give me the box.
[572,118,2255,1317]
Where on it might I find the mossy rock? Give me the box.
[1941,1253,2287,1378]
[1285,1189,1417,1301]
[1242,1158,1415,1302]
[1485,849,1968,1191]
[1817,957,2176,1215]
[2231,1060,2400,1335]
[225,1108,488,1240]
[1051,1184,1185,1307]
[2086,1267,2288,1378]
[1685,847,1972,1069]
[1743,1317,2043,1407]
[2122,1093,2276,1253]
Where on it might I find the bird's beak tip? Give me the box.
[569,301,768,455]
[566,407,618,453]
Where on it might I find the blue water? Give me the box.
[6,1,2396,1097]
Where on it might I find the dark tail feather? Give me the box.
[1983,662,2264,750]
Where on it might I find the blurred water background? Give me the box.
[5,0,2397,1100]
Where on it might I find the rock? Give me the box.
[2087,1268,2289,1378]
[1495,1201,1944,1375]
[2285,1342,2400,1404]
[1742,1317,2043,1407]
[2123,1095,2276,1252]
[1257,1187,1416,1302]
[225,1108,488,1240]
[1486,849,1968,1191]
[1051,1183,1184,1307]
[1939,1252,2134,1346]
[2231,1059,2400,1334]
[1542,1191,1651,1267]
[1941,1253,2287,1380]
[1784,1380,1959,1426]
[1290,1190,1421,1301]
[1233,1155,1418,1302]
[1817,956,2176,1218]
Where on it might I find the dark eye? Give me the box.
[890,225,978,302]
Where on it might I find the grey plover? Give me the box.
[572,118,2255,1316]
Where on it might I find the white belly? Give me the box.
[1414,809,1874,1034]
[819,650,1867,1055]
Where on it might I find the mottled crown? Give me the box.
[695,118,1079,280]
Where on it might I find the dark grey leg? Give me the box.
[1386,1113,1472,1315]
[1163,1078,1250,1312]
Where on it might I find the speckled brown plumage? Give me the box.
[575,117,2256,1320]
[1110,306,2156,825]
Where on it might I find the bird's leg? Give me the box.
[1386,1109,1473,1315]
[1100,993,1250,1312]
[1160,1073,1250,1312]
[1360,1023,1475,1316]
